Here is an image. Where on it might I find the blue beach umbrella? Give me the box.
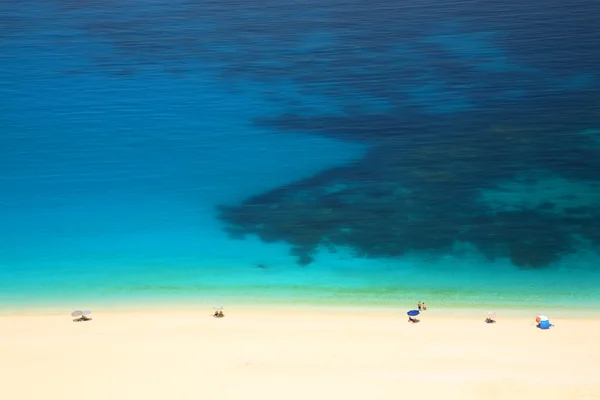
[407,310,420,317]
[539,320,551,329]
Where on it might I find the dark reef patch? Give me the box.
[220,99,600,267]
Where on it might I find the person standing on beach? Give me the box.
[418,301,422,311]
[423,302,427,311]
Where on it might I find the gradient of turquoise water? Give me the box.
[1,7,600,314]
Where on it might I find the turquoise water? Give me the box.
[1,1,600,313]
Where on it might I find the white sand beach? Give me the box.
[1,306,599,400]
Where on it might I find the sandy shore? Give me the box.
[1,306,599,400]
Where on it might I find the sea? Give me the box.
[1,0,600,314]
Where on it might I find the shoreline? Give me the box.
[2,295,600,318]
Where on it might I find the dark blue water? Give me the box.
[1,1,600,312]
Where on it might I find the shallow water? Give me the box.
[1,1,599,312]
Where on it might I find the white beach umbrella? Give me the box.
[71,310,83,317]
[82,310,92,316]
[213,306,223,311]
[537,315,549,321]
[485,311,496,319]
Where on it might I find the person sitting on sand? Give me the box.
[408,317,419,323]
[218,310,224,317]
[485,317,496,324]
